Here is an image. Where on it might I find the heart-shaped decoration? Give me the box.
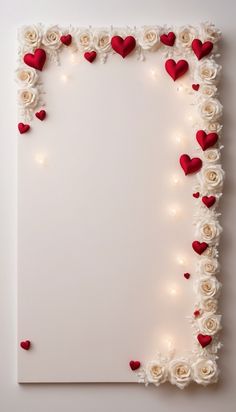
[60,34,72,46]
[196,130,218,151]
[197,334,212,348]
[184,272,190,279]
[23,48,47,71]
[193,192,200,198]
[194,310,201,317]
[192,83,200,91]
[20,340,31,350]
[165,59,189,81]
[129,360,141,371]
[180,154,202,175]
[84,51,97,63]
[18,123,30,134]
[202,195,216,208]
[192,241,208,255]
[192,39,213,60]
[35,109,46,121]
[111,36,136,58]
[160,32,176,46]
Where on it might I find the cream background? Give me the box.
[1,0,236,409]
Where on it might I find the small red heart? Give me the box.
[35,109,46,121]
[193,192,200,198]
[165,59,189,81]
[196,130,218,151]
[20,340,31,350]
[192,241,208,255]
[202,195,216,208]
[18,123,30,134]
[184,272,190,279]
[84,51,97,63]
[23,48,46,71]
[192,83,200,91]
[160,32,176,46]
[129,360,141,371]
[194,310,201,317]
[192,39,213,60]
[60,34,72,46]
[180,154,202,175]
[197,334,212,348]
[111,36,136,58]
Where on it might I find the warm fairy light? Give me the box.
[168,205,180,218]
[61,74,68,82]
[176,255,187,266]
[168,284,179,296]
[177,85,184,92]
[187,114,194,122]
[150,68,158,79]
[35,153,47,166]
[163,336,174,350]
[171,174,182,186]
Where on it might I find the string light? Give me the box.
[170,174,182,186]
[176,255,187,266]
[168,284,178,296]
[168,205,181,218]
[35,153,47,166]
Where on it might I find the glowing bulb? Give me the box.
[176,255,186,266]
[150,69,158,79]
[187,114,193,122]
[35,153,47,166]
[169,286,178,296]
[61,74,68,82]
[171,174,181,186]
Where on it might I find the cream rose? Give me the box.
[207,121,223,133]
[146,360,167,386]
[16,67,38,87]
[20,25,42,49]
[198,164,225,192]
[18,87,38,108]
[199,98,223,121]
[198,314,221,335]
[201,298,218,313]
[200,84,217,98]
[197,258,220,276]
[177,25,196,49]
[196,60,221,85]
[203,149,221,163]
[77,30,93,51]
[195,219,222,244]
[169,359,192,389]
[93,30,111,52]
[196,276,221,298]
[138,26,160,50]
[200,22,222,43]
[193,359,219,385]
[42,26,62,49]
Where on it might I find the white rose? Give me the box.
[198,164,225,192]
[138,26,160,50]
[18,87,38,108]
[77,29,93,51]
[16,67,38,87]
[201,298,218,313]
[200,22,222,43]
[203,246,217,258]
[195,219,222,244]
[193,359,219,385]
[207,122,222,133]
[196,60,221,85]
[93,30,111,52]
[203,149,221,163]
[177,25,197,49]
[197,258,220,276]
[198,314,221,335]
[20,25,42,49]
[199,98,223,121]
[196,276,221,298]
[146,360,167,386]
[42,26,62,50]
[169,359,192,389]
[200,84,217,98]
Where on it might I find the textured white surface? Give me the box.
[1,0,236,409]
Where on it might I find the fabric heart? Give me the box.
[193,192,200,198]
[179,154,202,175]
[60,34,72,46]
[23,48,47,71]
[192,83,200,91]
[129,360,141,371]
[84,51,97,63]
[165,59,189,81]
[202,195,216,208]
[20,340,31,350]
[111,36,136,58]
[35,109,46,121]
[160,32,176,46]
[194,310,201,317]
[196,130,218,151]
[197,334,212,348]
[192,39,213,60]
[18,123,30,134]
[192,241,208,255]
[184,272,190,279]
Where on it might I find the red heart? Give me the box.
[23,48,46,71]
[35,109,46,121]
[193,192,200,198]
[84,51,97,63]
[60,34,72,46]
[18,123,30,134]
[202,195,216,208]
[20,340,31,350]
[192,39,213,60]
[192,83,200,91]
[111,36,136,58]
[194,310,201,317]
[197,334,212,348]
[129,360,141,371]
[165,59,189,81]
[192,241,208,255]
[184,272,190,279]
[180,154,202,175]
[196,130,218,151]
[160,32,176,46]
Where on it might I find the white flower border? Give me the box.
[16,22,224,388]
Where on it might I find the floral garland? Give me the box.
[17,22,224,388]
